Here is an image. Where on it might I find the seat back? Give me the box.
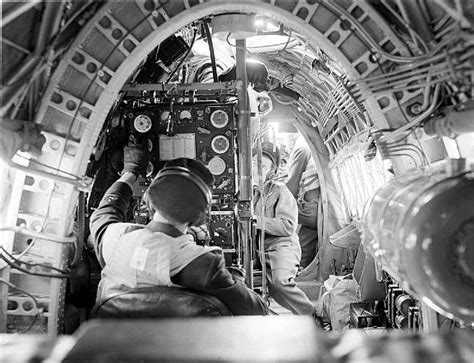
[92,286,231,319]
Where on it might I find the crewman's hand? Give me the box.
[0,118,46,161]
[123,143,148,177]
[21,122,46,157]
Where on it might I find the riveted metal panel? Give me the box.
[309,5,338,33]
[59,67,103,107]
[110,2,155,41]
[81,29,126,72]
[161,1,188,18]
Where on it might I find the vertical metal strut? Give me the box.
[236,39,254,288]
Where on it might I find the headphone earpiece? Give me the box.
[142,189,155,216]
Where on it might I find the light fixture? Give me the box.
[211,14,256,39]
[254,16,280,32]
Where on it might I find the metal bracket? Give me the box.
[122,80,240,95]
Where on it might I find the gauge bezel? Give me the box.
[133,114,152,133]
[211,135,230,154]
[210,109,229,129]
[179,109,192,121]
[208,157,226,175]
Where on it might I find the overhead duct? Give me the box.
[424,102,474,138]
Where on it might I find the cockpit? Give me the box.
[1,1,473,361]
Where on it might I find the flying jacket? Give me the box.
[253,181,300,250]
[90,180,268,316]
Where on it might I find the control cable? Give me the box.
[0,246,70,278]
[202,19,218,83]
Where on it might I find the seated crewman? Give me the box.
[90,145,268,315]
[253,142,316,316]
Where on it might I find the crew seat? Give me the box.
[92,286,231,319]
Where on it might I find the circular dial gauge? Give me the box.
[210,110,229,128]
[179,110,192,121]
[208,157,226,175]
[211,135,230,154]
[134,114,152,133]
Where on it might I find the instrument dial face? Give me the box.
[210,110,229,128]
[179,110,192,121]
[134,114,152,133]
[208,157,226,175]
[211,135,230,154]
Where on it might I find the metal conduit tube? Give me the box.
[383,83,441,140]
[396,0,434,44]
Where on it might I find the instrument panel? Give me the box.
[124,103,236,196]
[121,102,238,255]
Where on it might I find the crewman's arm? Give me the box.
[171,252,268,316]
[89,173,136,267]
[89,144,148,267]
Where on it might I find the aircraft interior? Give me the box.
[1,0,474,361]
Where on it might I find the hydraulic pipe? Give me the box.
[396,0,434,44]
[383,84,441,140]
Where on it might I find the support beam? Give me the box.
[0,55,41,117]
[236,38,254,288]
[35,0,66,55]
[0,37,31,55]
